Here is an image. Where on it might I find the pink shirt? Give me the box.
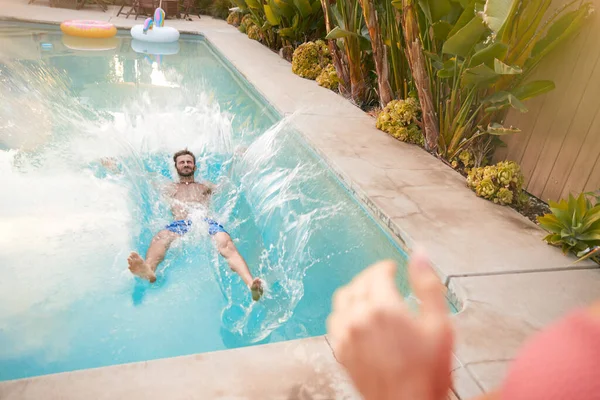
[500,309,600,400]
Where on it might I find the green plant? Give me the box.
[247,24,262,40]
[412,0,592,160]
[376,98,424,146]
[358,0,392,107]
[538,193,600,263]
[291,40,331,79]
[458,149,475,168]
[316,63,340,91]
[238,13,255,33]
[198,0,232,19]
[380,0,411,100]
[395,0,440,151]
[230,0,279,48]
[231,0,324,49]
[227,11,243,26]
[210,0,233,19]
[466,160,524,205]
[322,0,371,105]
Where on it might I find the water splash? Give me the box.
[0,28,410,380]
[0,53,345,353]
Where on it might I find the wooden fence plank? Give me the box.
[541,40,600,200]
[526,27,596,200]
[560,105,600,198]
[496,2,600,202]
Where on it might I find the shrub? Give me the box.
[316,64,340,91]
[291,40,331,80]
[227,11,242,26]
[197,0,232,19]
[375,98,424,146]
[466,161,524,206]
[237,13,254,33]
[538,193,600,263]
[247,25,261,41]
[458,150,474,169]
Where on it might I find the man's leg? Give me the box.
[213,232,263,301]
[128,229,179,283]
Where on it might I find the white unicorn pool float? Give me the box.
[130,7,180,43]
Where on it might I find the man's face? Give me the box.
[175,154,196,177]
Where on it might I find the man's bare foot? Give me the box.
[250,278,264,301]
[127,252,156,283]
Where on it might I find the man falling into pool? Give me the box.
[117,149,264,301]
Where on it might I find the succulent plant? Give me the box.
[291,41,331,80]
[375,98,424,146]
[495,161,521,186]
[316,64,340,91]
[227,12,242,26]
[241,14,254,27]
[494,187,514,205]
[467,161,524,206]
[476,177,497,199]
[538,193,600,263]
[458,150,474,168]
[247,25,261,41]
[315,40,329,56]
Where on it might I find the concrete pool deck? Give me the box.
[1,1,599,399]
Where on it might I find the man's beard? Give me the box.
[177,168,195,177]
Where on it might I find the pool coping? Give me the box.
[1,2,600,399]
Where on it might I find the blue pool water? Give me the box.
[0,22,417,381]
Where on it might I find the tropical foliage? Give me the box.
[198,0,232,19]
[538,193,600,264]
[418,0,593,159]
[226,0,593,221]
[230,0,325,49]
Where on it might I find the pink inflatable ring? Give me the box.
[60,20,117,39]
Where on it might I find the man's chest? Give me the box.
[171,184,210,202]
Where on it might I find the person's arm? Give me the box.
[204,181,220,195]
[100,157,122,175]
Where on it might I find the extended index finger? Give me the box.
[408,249,448,319]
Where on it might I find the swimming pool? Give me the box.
[0,22,414,381]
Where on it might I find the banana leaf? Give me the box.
[326,26,358,39]
[229,0,248,10]
[273,0,296,18]
[493,58,521,74]
[432,21,454,40]
[264,4,281,25]
[481,0,517,33]
[511,80,554,101]
[526,5,591,70]
[293,0,313,18]
[419,0,452,23]
[469,42,507,66]
[245,0,262,10]
[485,122,520,135]
[461,63,498,86]
[442,14,487,56]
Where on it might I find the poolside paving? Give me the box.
[1,1,599,399]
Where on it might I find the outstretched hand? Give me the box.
[327,250,454,400]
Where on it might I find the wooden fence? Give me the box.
[495,0,600,202]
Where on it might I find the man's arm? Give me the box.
[99,158,169,194]
[100,157,122,175]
